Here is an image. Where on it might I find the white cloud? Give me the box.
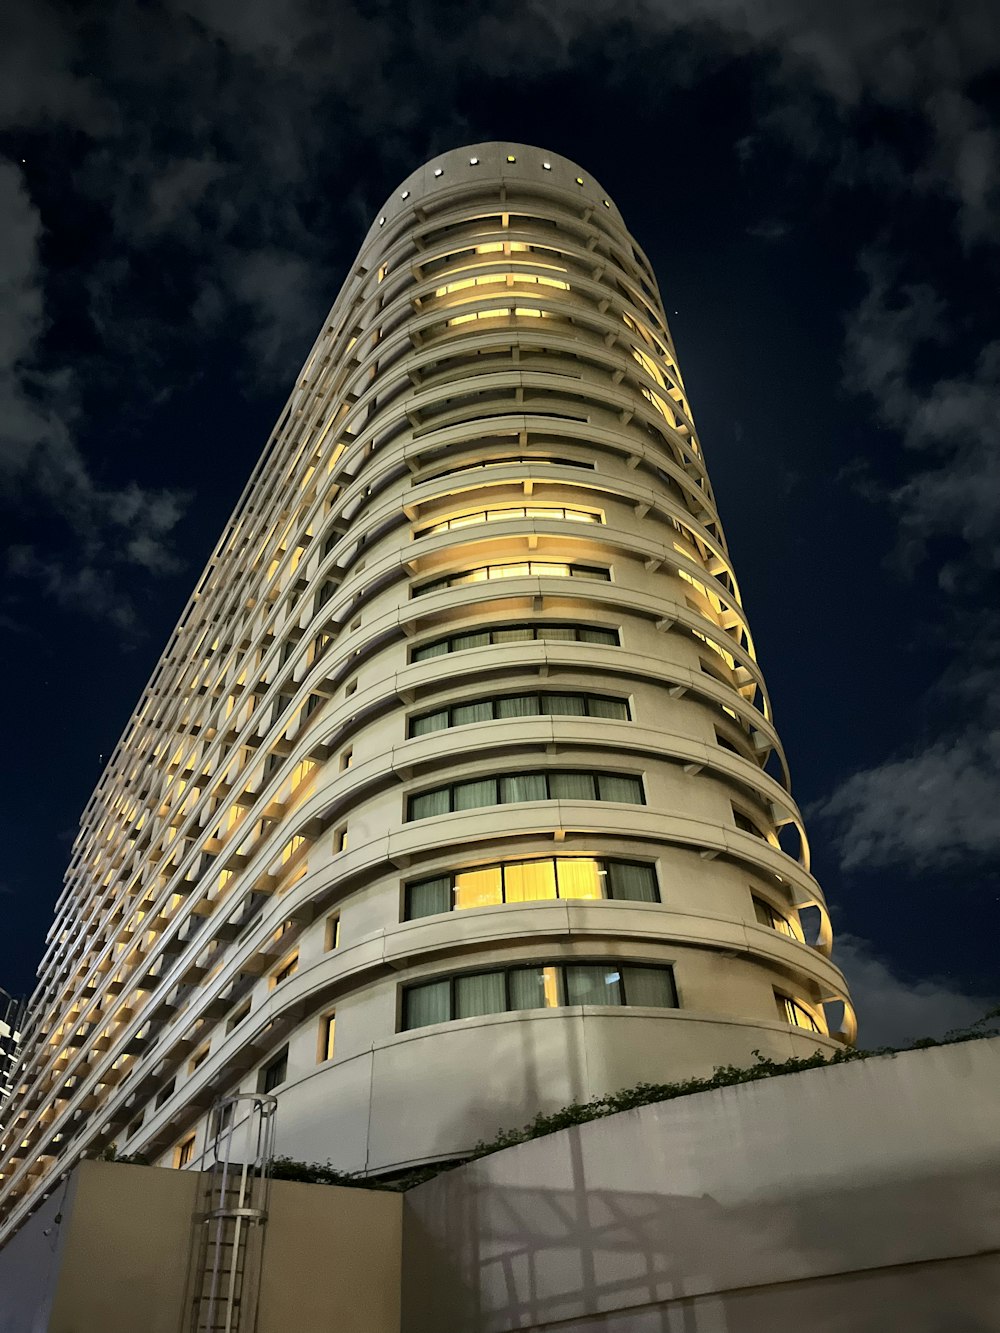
[835,934,995,1049]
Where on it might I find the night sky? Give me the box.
[2,2,998,1046]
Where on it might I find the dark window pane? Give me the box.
[452,700,493,726]
[406,877,452,919]
[621,966,676,1008]
[409,788,450,820]
[413,639,447,662]
[587,696,628,720]
[607,861,658,902]
[404,981,451,1029]
[578,626,617,644]
[542,694,586,716]
[495,694,538,719]
[535,625,576,642]
[565,965,623,1006]
[492,626,534,643]
[508,966,561,1010]
[455,972,506,1018]
[411,711,448,737]
[572,566,610,581]
[500,773,547,803]
[452,631,490,651]
[453,778,497,811]
[549,772,596,800]
[597,774,644,804]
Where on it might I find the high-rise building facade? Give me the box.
[0,144,853,1245]
[0,990,24,1120]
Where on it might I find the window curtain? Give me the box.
[455,971,506,1018]
[508,966,560,1010]
[578,627,616,644]
[410,788,450,820]
[453,778,497,810]
[622,966,676,1008]
[565,965,623,1007]
[407,876,452,919]
[454,866,503,910]
[496,694,538,719]
[536,624,576,642]
[588,697,628,719]
[543,693,587,716]
[405,980,451,1029]
[413,641,447,662]
[597,774,643,804]
[556,858,603,899]
[453,631,490,650]
[452,700,493,726]
[608,861,658,902]
[549,772,596,800]
[500,773,547,803]
[412,711,448,736]
[503,860,557,902]
[492,627,533,643]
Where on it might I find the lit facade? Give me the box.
[0,144,853,1244]
[0,990,24,1117]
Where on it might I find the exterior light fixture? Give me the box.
[506,155,516,163]
[433,168,443,177]
[378,216,385,226]
[575,177,584,186]
[469,156,479,165]
[401,190,410,199]
[542,161,552,170]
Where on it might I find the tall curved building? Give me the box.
[0,144,853,1243]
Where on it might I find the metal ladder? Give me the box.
[185,1093,277,1333]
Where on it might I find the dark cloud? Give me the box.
[835,934,995,1048]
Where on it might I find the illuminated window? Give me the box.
[416,504,601,537]
[775,993,822,1033]
[175,1134,196,1169]
[407,770,644,821]
[402,961,676,1029]
[409,691,628,736]
[325,915,341,951]
[188,1046,210,1075]
[733,807,768,840]
[414,562,609,597]
[258,1045,289,1093]
[320,1013,336,1062]
[408,858,658,922]
[753,896,800,940]
[226,999,251,1033]
[340,748,353,770]
[271,954,298,987]
[412,622,618,663]
[335,827,349,853]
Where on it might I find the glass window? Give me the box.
[622,966,677,1007]
[555,858,603,900]
[588,696,629,720]
[410,788,449,820]
[453,777,497,810]
[543,693,587,716]
[578,627,617,644]
[452,700,493,726]
[607,861,658,902]
[500,773,547,803]
[777,993,821,1033]
[322,1013,336,1062]
[535,625,576,641]
[566,965,623,1007]
[495,694,538,718]
[573,566,611,581]
[454,866,503,910]
[407,876,452,919]
[260,1046,288,1093]
[455,971,506,1019]
[413,638,444,661]
[503,860,557,902]
[452,631,490,650]
[490,562,530,579]
[492,627,533,643]
[596,773,643,804]
[529,562,569,577]
[508,965,561,1010]
[411,710,448,736]
[404,980,451,1029]
[549,772,597,800]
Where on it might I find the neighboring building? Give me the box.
[0,990,24,1113]
[0,143,853,1247]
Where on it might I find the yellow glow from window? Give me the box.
[555,858,602,899]
[692,627,737,672]
[503,861,556,902]
[454,867,502,909]
[422,505,600,535]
